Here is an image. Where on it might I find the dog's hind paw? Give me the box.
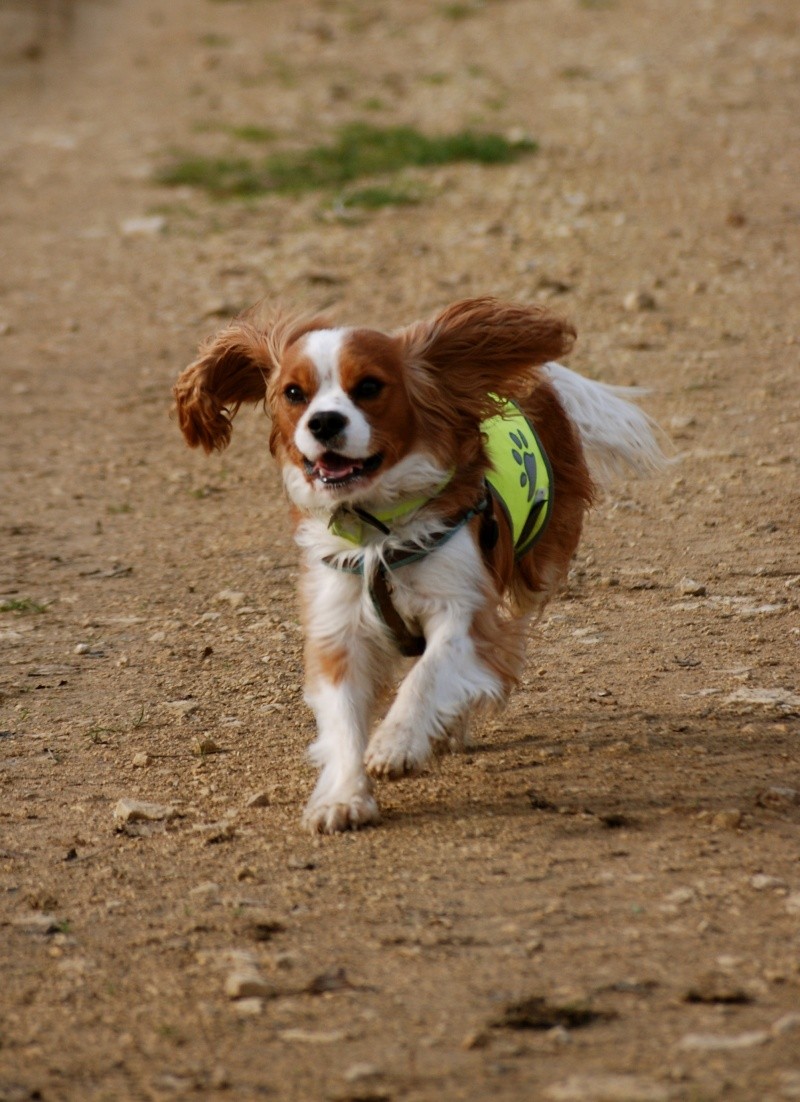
[302,792,380,835]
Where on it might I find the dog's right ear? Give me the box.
[173,322,274,453]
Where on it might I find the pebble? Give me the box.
[224,969,274,999]
[163,699,199,718]
[278,1028,348,1044]
[750,874,787,891]
[215,589,246,608]
[678,1030,769,1051]
[543,1074,673,1101]
[784,893,800,915]
[756,786,800,810]
[684,970,752,1005]
[771,1013,800,1037]
[678,577,707,597]
[711,808,743,830]
[132,751,151,768]
[119,215,166,236]
[195,736,223,756]
[343,1063,382,1083]
[188,881,220,898]
[112,798,176,824]
[192,819,236,843]
[12,912,61,935]
[623,290,657,312]
[246,791,270,808]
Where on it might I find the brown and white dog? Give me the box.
[174,297,663,833]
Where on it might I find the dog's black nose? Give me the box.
[308,410,348,443]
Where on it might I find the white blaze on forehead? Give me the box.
[295,328,372,458]
[303,328,349,388]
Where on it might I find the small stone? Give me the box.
[756,786,800,810]
[224,970,274,999]
[189,881,220,898]
[120,215,166,237]
[750,874,787,891]
[195,736,223,756]
[678,577,707,597]
[210,1066,230,1090]
[278,1028,348,1044]
[192,819,236,844]
[544,1074,673,1101]
[461,1027,490,1050]
[623,289,657,312]
[684,971,752,1005]
[678,1030,769,1051]
[246,791,270,808]
[132,751,151,768]
[164,699,198,718]
[215,589,246,608]
[74,643,91,655]
[663,887,695,906]
[343,1063,382,1083]
[113,798,176,825]
[771,1012,800,1036]
[785,893,800,915]
[234,997,265,1017]
[236,865,257,882]
[12,912,61,935]
[711,809,743,830]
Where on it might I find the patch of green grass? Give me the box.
[337,183,425,210]
[1,597,47,614]
[157,123,538,200]
[441,1,483,18]
[228,124,277,143]
[157,155,266,197]
[197,32,231,47]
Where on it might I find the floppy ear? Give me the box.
[173,322,274,453]
[398,296,576,420]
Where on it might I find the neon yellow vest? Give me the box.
[329,399,552,554]
[483,399,552,557]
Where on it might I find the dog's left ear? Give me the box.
[173,321,275,453]
[397,296,575,417]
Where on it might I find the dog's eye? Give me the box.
[352,376,384,401]
[283,384,307,405]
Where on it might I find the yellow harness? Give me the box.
[329,398,552,559]
[323,398,552,656]
[483,399,553,557]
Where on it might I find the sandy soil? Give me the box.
[1,1,799,1099]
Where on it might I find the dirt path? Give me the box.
[2,1,799,1099]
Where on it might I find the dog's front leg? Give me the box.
[301,565,383,833]
[364,612,504,780]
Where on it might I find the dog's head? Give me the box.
[174,298,575,514]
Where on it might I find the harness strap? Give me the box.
[322,495,490,656]
[370,565,426,658]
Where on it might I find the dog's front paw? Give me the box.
[365,723,433,780]
[302,792,380,835]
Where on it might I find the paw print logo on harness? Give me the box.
[509,429,538,503]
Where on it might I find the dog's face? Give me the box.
[268,327,424,510]
[174,298,576,514]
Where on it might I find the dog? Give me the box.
[174,297,664,833]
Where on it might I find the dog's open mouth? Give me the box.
[304,451,383,488]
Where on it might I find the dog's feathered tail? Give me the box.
[543,361,668,486]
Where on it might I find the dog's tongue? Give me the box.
[316,453,361,480]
